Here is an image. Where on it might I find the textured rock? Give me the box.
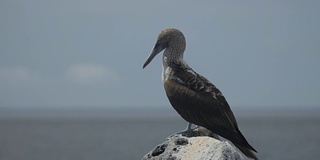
[142,127,244,160]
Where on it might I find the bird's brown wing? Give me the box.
[196,73,239,127]
[163,68,256,152]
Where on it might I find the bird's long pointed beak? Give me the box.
[143,43,165,69]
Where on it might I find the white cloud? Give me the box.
[65,63,120,85]
[0,67,40,85]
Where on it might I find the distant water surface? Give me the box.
[0,110,319,160]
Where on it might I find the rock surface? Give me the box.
[142,127,244,160]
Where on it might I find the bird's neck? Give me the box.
[161,49,189,82]
[163,48,186,66]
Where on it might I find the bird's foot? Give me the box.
[169,123,197,137]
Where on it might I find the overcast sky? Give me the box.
[1,0,319,110]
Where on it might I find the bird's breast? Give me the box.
[162,66,185,84]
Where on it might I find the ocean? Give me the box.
[0,109,319,160]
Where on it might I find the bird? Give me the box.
[142,28,258,160]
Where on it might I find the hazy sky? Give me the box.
[1,0,319,110]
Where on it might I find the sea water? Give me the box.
[0,110,319,160]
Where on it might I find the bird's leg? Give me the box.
[169,122,194,137]
[194,125,200,129]
[180,122,194,132]
[185,122,193,131]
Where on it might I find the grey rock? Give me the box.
[142,127,244,160]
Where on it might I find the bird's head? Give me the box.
[143,28,186,69]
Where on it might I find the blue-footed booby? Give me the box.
[143,28,258,160]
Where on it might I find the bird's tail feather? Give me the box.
[209,126,258,159]
[234,144,259,160]
[234,127,257,152]
[211,126,257,152]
